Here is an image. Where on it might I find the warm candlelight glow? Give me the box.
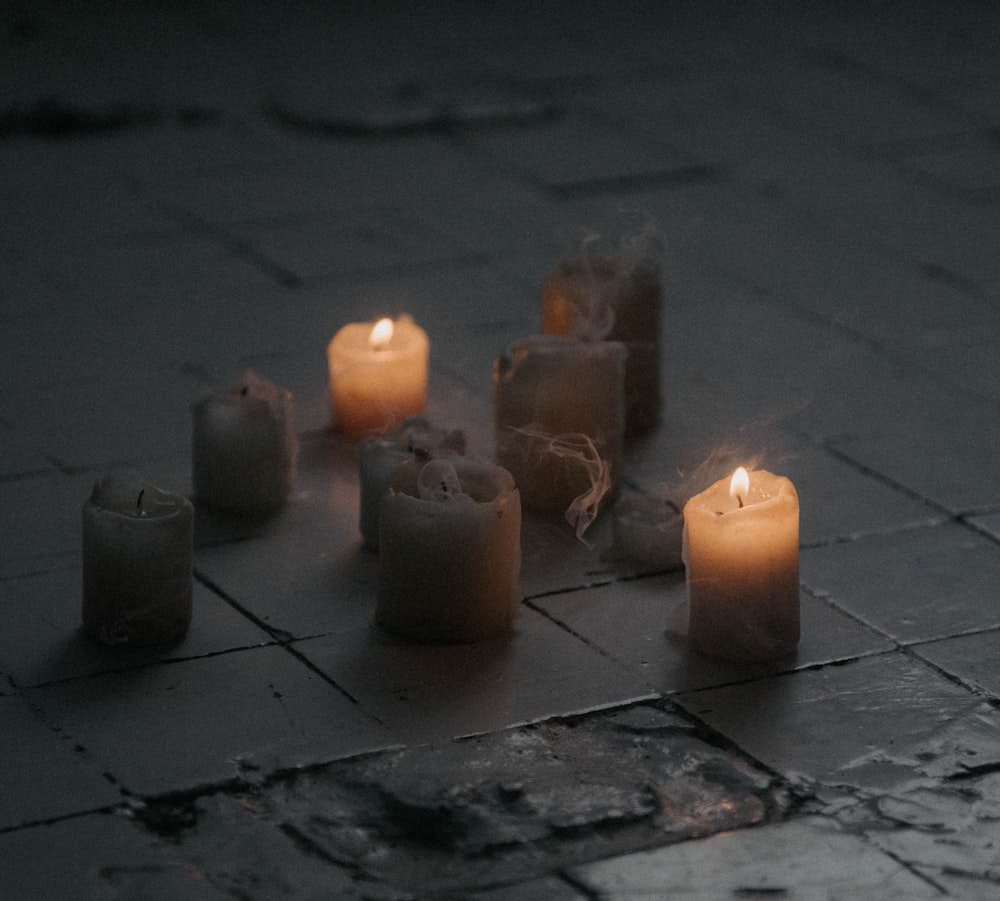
[370,317,394,349]
[730,466,749,508]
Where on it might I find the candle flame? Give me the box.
[370,317,394,349]
[730,466,750,505]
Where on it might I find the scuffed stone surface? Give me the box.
[864,773,1000,892]
[159,702,786,894]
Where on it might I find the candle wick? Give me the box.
[241,385,248,396]
[737,494,744,509]
[136,489,145,515]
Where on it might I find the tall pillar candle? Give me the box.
[192,371,298,515]
[358,416,465,551]
[494,334,625,535]
[327,314,429,438]
[376,457,521,643]
[543,259,661,436]
[682,467,800,662]
[82,471,193,646]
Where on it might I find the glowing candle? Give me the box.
[327,314,429,438]
[82,471,193,646]
[376,457,522,642]
[682,467,800,662]
[191,370,298,514]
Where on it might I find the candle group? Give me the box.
[82,471,193,646]
[682,467,800,662]
[327,314,429,438]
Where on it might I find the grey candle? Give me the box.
[82,471,193,646]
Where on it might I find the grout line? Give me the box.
[192,569,382,724]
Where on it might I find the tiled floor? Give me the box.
[3,1,1000,897]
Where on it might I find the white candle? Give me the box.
[327,314,429,438]
[543,259,661,436]
[494,334,625,535]
[191,371,298,514]
[358,417,465,551]
[682,467,800,662]
[82,471,193,645]
[376,457,521,642]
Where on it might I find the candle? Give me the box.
[327,314,429,438]
[82,471,193,646]
[682,467,800,662]
[358,416,465,551]
[191,370,298,514]
[376,457,521,642]
[543,259,661,436]
[494,334,625,536]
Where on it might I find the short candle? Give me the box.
[327,314,429,438]
[376,457,522,643]
[82,471,193,646]
[682,467,800,662]
[191,370,298,515]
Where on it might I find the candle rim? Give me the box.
[683,468,798,519]
[328,313,427,361]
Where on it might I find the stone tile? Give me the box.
[227,207,478,283]
[262,702,778,893]
[0,472,96,580]
[678,652,1000,791]
[463,110,697,192]
[163,792,358,900]
[912,629,1000,698]
[193,437,377,639]
[866,773,1000,895]
[27,645,390,797]
[748,53,976,145]
[0,422,55,480]
[148,137,485,224]
[0,814,225,900]
[825,385,1000,515]
[0,364,204,471]
[0,567,270,689]
[0,694,120,830]
[0,142,175,258]
[903,133,1000,196]
[968,511,1000,541]
[533,574,893,694]
[467,877,585,901]
[583,71,814,171]
[295,607,655,745]
[570,816,939,899]
[800,523,1000,644]
[772,149,1000,295]
[0,241,285,394]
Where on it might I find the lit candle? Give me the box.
[82,471,193,646]
[543,259,661,436]
[682,467,800,662]
[191,370,298,514]
[358,416,465,551]
[494,334,625,537]
[327,314,429,438]
[376,457,522,642]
